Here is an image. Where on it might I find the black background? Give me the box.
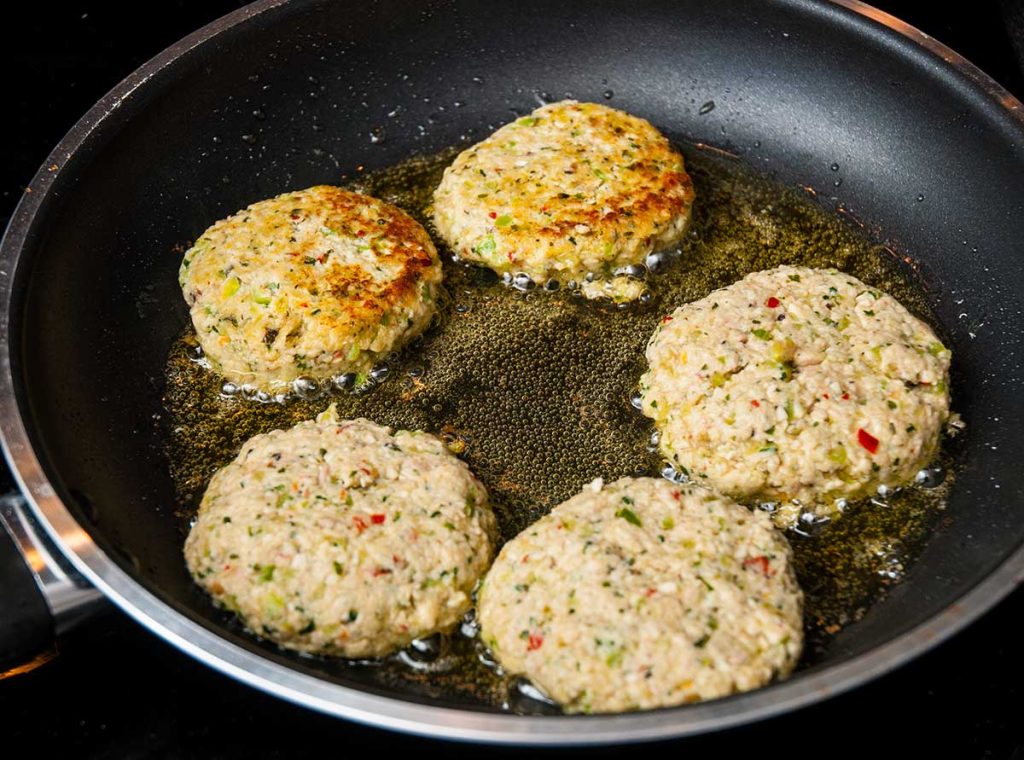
[1,2,1022,757]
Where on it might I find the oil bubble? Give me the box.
[333,373,357,391]
[407,633,442,662]
[292,376,321,399]
[914,466,945,489]
[618,264,647,279]
[460,611,479,639]
[512,273,535,291]
[508,677,561,715]
[477,646,502,673]
[792,509,829,538]
[661,464,689,484]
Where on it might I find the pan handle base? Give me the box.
[0,494,104,675]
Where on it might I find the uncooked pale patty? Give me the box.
[477,477,803,713]
[641,266,952,527]
[184,405,496,658]
[432,101,694,301]
[179,186,442,393]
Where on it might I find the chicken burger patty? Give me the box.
[180,186,442,393]
[477,477,803,713]
[432,100,694,302]
[184,405,496,658]
[640,265,952,526]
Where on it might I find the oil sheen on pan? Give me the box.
[163,141,958,711]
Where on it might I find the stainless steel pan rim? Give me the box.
[1,0,1022,745]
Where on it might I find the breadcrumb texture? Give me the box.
[641,266,951,526]
[184,406,496,658]
[432,101,694,299]
[180,186,442,392]
[477,477,803,713]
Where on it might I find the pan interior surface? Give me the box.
[164,145,957,708]
[4,0,1023,739]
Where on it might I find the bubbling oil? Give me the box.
[163,144,955,710]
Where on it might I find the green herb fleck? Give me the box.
[615,507,642,527]
[474,235,496,256]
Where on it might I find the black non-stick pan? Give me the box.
[1,0,1022,744]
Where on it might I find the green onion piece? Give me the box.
[615,507,642,527]
[221,277,241,298]
[475,235,496,256]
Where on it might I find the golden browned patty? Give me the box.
[180,186,442,393]
[432,101,694,301]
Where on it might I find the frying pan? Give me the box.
[1,0,1023,744]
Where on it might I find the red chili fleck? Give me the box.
[527,632,544,651]
[751,399,761,408]
[356,229,366,237]
[822,393,830,399]
[488,211,497,219]
[371,513,386,525]
[353,516,368,534]
[766,296,780,308]
[645,587,657,597]
[298,301,309,308]
[507,251,515,261]
[743,556,773,575]
[372,567,392,577]
[662,315,674,324]
[857,428,879,454]
[672,490,681,501]
[841,392,850,400]
[359,465,373,476]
